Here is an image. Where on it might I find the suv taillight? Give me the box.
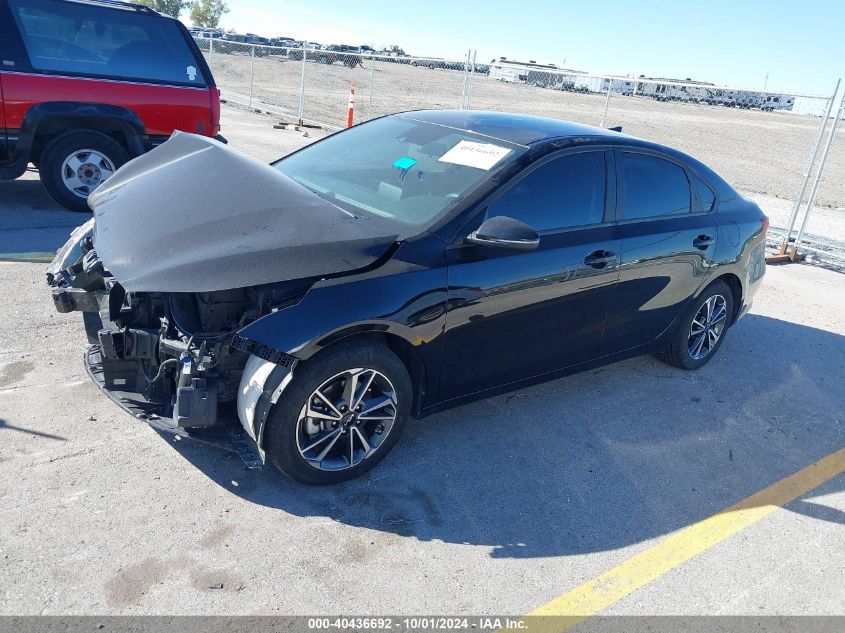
[210,88,221,135]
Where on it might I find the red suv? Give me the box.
[0,0,221,211]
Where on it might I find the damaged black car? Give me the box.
[47,110,767,484]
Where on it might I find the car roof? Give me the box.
[397,109,625,146]
[394,109,737,200]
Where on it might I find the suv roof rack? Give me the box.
[62,0,159,14]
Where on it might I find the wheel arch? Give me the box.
[20,102,147,164]
[309,329,428,418]
[712,272,743,325]
[236,325,429,461]
[692,271,744,327]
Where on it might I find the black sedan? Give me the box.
[47,111,768,484]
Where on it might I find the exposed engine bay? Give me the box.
[47,229,310,439]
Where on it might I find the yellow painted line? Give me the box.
[527,448,845,631]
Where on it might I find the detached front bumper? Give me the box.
[84,345,262,468]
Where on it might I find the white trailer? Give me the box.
[489,58,562,84]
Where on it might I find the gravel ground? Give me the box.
[202,49,845,210]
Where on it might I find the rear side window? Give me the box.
[487,152,607,231]
[618,152,691,219]
[9,0,205,86]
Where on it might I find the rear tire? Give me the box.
[662,279,734,370]
[40,131,129,212]
[263,340,412,485]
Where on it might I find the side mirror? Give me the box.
[466,216,540,251]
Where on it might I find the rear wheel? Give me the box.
[39,131,129,212]
[263,340,412,485]
[662,279,734,370]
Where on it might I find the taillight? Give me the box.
[209,88,221,136]
[761,215,769,232]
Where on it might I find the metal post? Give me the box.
[780,77,840,252]
[792,91,845,258]
[600,77,612,127]
[460,49,471,109]
[465,50,477,110]
[208,37,213,69]
[367,55,375,120]
[248,44,256,110]
[298,42,307,125]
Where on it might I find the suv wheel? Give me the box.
[662,279,734,370]
[40,131,129,212]
[263,340,412,485]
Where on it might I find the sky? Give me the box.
[198,0,845,98]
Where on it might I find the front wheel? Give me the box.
[661,279,734,370]
[39,131,129,212]
[263,340,412,485]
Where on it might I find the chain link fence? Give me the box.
[198,39,476,128]
[197,38,845,263]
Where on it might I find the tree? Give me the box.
[135,0,188,18]
[190,0,229,28]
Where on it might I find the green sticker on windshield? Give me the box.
[393,157,417,170]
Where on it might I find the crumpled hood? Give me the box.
[88,132,400,293]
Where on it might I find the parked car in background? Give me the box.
[314,44,363,66]
[0,0,222,211]
[287,42,321,61]
[48,111,767,484]
[190,27,222,39]
[270,37,297,48]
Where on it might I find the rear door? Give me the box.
[439,149,621,401]
[600,150,718,355]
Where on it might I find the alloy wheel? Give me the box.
[688,294,728,360]
[296,368,398,471]
[61,149,116,199]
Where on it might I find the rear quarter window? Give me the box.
[691,173,716,212]
[9,0,206,86]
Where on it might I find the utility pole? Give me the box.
[763,71,769,91]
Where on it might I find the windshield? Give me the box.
[274,116,525,227]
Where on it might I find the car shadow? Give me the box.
[0,177,87,259]
[163,314,845,558]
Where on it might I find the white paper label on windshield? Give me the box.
[438,140,512,170]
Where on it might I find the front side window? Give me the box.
[618,152,691,219]
[9,0,204,85]
[274,116,525,228]
[486,152,607,231]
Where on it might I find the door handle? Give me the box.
[584,250,617,269]
[693,235,714,250]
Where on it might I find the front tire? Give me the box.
[263,340,412,485]
[662,279,734,370]
[39,131,129,212]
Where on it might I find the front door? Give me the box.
[439,149,620,401]
[601,150,718,354]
